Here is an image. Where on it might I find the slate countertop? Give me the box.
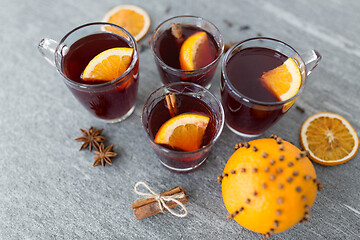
[1,0,359,239]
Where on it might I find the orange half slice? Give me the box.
[82,47,133,82]
[260,57,302,101]
[179,31,214,71]
[154,113,210,151]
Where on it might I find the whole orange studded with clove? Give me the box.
[218,136,322,239]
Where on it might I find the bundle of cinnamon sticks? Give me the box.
[131,186,188,220]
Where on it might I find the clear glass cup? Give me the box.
[38,22,139,123]
[221,37,321,137]
[151,16,224,89]
[142,82,224,173]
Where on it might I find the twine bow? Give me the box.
[134,182,188,218]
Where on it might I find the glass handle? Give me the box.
[301,50,322,77]
[38,38,58,67]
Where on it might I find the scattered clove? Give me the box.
[296,106,305,113]
[224,19,233,27]
[239,25,250,30]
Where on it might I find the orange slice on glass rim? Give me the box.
[179,31,213,71]
[82,47,133,82]
[154,113,210,152]
[300,112,359,166]
[102,5,151,41]
[260,57,302,101]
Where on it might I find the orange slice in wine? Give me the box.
[179,31,213,71]
[260,57,301,101]
[154,113,210,152]
[82,47,133,82]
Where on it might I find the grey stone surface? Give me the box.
[1,0,360,239]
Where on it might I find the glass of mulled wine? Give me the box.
[151,16,224,89]
[221,37,321,137]
[142,82,224,173]
[38,22,139,123]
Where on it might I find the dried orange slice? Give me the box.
[260,57,301,101]
[82,47,133,81]
[300,112,359,166]
[179,31,213,71]
[154,113,210,152]
[102,5,151,41]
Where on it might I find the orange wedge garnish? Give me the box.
[260,57,301,101]
[82,47,133,82]
[300,112,359,166]
[102,5,151,41]
[179,31,214,71]
[154,113,210,152]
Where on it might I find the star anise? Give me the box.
[75,127,106,151]
[93,142,117,167]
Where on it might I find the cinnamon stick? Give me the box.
[171,23,183,39]
[132,187,188,220]
[165,93,178,117]
[171,23,184,49]
[131,187,182,209]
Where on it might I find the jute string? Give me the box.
[134,182,188,218]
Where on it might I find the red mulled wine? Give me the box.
[62,32,139,120]
[153,24,219,87]
[221,47,290,135]
[148,94,217,170]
